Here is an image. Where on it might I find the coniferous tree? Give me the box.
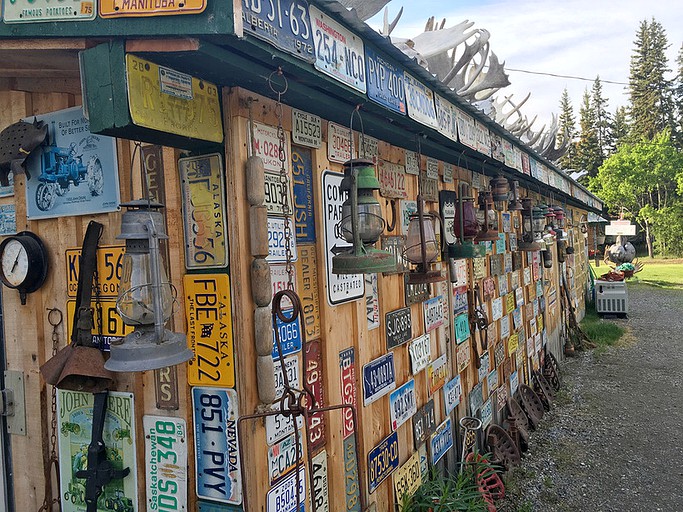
[609,106,630,152]
[574,89,602,179]
[673,44,683,148]
[557,87,577,169]
[591,76,611,159]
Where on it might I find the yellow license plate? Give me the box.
[66,300,133,348]
[393,449,422,502]
[100,0,206,17]
[65,245,125,299]
[184,274,234,387]
[296,244,320,340]
[126,54,222,143]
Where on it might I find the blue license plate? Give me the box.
[362,353,395,406]
[242,0,315,63]
[193,387,242,505]
[272,308,302,358]
[430,418,453,465]
[365,45,406,115]
[291,146,316,243]
[367,430,399,493]
[343,435,361,511]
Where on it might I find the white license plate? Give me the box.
[311,450,329,512]
[267,466,306,512]
[264,172,293,215]
[274,355,301,400]
[267,217,298,263]
[266,404,304,446]
[144,415,187,512]
[292,109,322,148]
[268,433,303,484]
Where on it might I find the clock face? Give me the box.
[1,239,29,287]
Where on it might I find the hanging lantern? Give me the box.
[404,196,444,284]
[490,174,510,211]
[508,180,524,211]
[542,247,553,268]
[473,190,499,243]
[518,199,542,251]
[333,159,396,274]
[451,182,486,258]
[106,200,193,372]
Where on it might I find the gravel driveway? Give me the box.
[501,283,683,511]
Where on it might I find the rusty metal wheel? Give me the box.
[543,351,562,391]
[533,370,555,411]
[519,384,545,429]
[486,424,521,471]
[506,397,529,452]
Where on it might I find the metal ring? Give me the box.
[272,289,301,323]
[47,307,63,327]
[267,68,288,96]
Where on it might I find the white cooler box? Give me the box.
[595,280,628,315]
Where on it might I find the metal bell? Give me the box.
[40,344,114,393]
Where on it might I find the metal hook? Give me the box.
[385,199,397,232]
[349,105,365,159]
[267,67,288,96]
[47,307,63,327]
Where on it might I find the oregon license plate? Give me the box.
[65,245,124,298]
[66,299,133,351]
[192,387,242,505]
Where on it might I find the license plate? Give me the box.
[292,110,322,148]
[435,94,458,142]
[327,121,354,163]
[192,388,242,505]
[405,150,419,175]
[339,348,358,439]
[419,174,438,203]
[343,435,361,511]
[365,46,406,114]
[385,307,412,349]
[362,353,396,406]
[443,163,454,183]
[481,398,493,429]
[274,355,301,400]
[266,404,304,446]
[423,296,444,333]
[144,415,188,512]
[272,308,302,359]
[430,418,453,465]
[412,399,436,450]
[492,297,503,321]
[264,172,293,215]
[453,286,468,315]
[469,382,484,413]
[404,72,439,130]
[473,257,486,280]
[310,5,366,93]
[267,216,298,263]
[380,236,408,275]
[366,273,380,330]
[393,449,422,503]
[426,157,439,180]
[427,354,447,394]
[185,274,235,388]
[292,147,317,243]
[311,449,329,512]
[443,376,461,415]
[250,121,291,174]
[270,264,297,309]
[439,191,457,247]
[455,313,470,344]
[179,153,228,269]
[243,0,315,63]
[360,135,379,162]
[508,333,519,356]
[367,430,399,493]
[268,433,303,484]
[405,276,429,305]
[488,369,498,392]
[100,0,205,16]
[65,245,124,298]
[408,334,431,375]
[267,466,306,512]
[389,379,417,431]
[457,342,471,373]
[305,340,326,451]
[377,160,407,199]
[66,299,133,351]
[295,244,321,339]
[4,0,95,22]
[497,386,508,412]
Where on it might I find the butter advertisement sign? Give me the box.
[57,390,138,512]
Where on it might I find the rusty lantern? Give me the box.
[451,182,486,258]
[474,190,499,243]
[508,180,524,211]
[405,196,444,284]
[490,174,510,211]
[518,198,542,251]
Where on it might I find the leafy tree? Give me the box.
[628,18,673,141]
[574,89,602,179]
[591,77,612,157]
[609,106,630,152]
[590,130,683,257]
[557,87,577,169]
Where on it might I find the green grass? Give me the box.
[591,259,683,289]
[580,304,625,352]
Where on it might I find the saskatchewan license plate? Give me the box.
[143,415,187,512]
[192,388,242,505]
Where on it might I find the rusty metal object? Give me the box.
[459,415,483,469]
[0,118,48,186]
[465,452,505,510]
[506,397,529,452]
[543,351,562,391]
[486,424,521,471]
[519,384,544,429]
[533,370,555,411]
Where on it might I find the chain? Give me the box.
[269,68,294,288]
[93,235,104,349]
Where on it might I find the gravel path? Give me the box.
[501,284,683,512]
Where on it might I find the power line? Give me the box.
[505,68,629,86]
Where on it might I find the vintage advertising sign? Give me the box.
[101,0,205,17]
[412,399,436,450]
[296,244,321,339]
[179,153,228,269]
[435,94,458,142]
[305,340,326,451]
[343,434,362,511]
[405,149,420,175]
[443,375,462,415]
[322,170,365,305]
[5,0,95,22]
[366,273,380,330]
[408,333,431,375]
[457,341,471,373]
[405,277,430,306]
[58,391,137,512]
[126,55,222,142]
[292,109,322,148]
[264,171,293,216]
[368,431,400,493]
[243,0,315,62]
[363,353,396,406]
[267,216,298,263]
[430,418,453,465]
[192,388,241,505]
[340,348,358,439]
[327,121,355,163]
[377,160,408,199]
[311,5,366,92]
[268,433,302,485]
[249,121,291,174]
[274,355,301,400]
[365,45,406,114]
[267,466,306,512]
[185,274,234,387]
[65,244,124,298]
[144,415,187,512]
[481,398,493,429]
[65,299,132,351]
[423,296,444,333]
[25,107,120,220]
[393,449,422,504]
[389,379,417,431]
[386,307,412,349]
[312,449,330,512]
[427,353,448,394]
[455,313,470,344]
[404,72,439,130]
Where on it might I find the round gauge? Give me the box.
[0,231,48,304]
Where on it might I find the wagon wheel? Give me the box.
[86,157,104,196]
[532,371,555,411]
[506,397,529,452]
[35,182,57,211]
[486,424,521,471]
[519,384,545,429]
[543,351,562,391]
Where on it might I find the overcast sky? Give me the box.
[368,0,683,131]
